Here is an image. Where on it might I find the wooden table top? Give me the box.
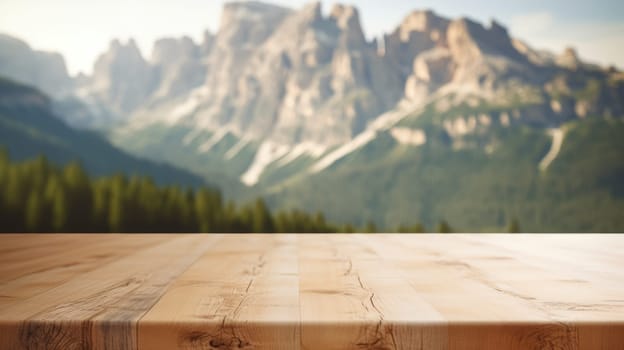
[0,234,623,350]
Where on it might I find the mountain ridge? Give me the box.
[1,1,623,231]
[24,2,621,186]
[0,76,205,187]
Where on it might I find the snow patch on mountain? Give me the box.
[240,141,326,186]
[169,86,209,124]
[241,141,290,186]
[390,127,427,146]
[310,130,376,173]
[278,142,327,166]
[539,128,565,171]
[443,116,478,137]
[311,100,422,172]
[197,128,229,152]
[236,98,424,186]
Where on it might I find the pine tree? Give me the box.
[4,167,26,230]
[180,188,196,232]
[507,218,521,233]
[25,191,44,232]
[108,176,126,232]
[364,220,377,233]
[436,220,452,234]
[51,186,68,232]
[136,177,160,232]
[274,212,289,233]
[92,181,110,232]
[0,147,8,167]
[252,198,274,233]
[314,212,329,233]
[195,189,222,233]
[410,223,426,233]
[63,161,92,231]
[341,223,356,233]
[43,175,66,232]
[0,153,366,234]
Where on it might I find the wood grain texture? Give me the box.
[0,234,623,349]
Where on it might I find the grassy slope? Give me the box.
[265,118,624,232]
[0,77,204,187]
[110,123,255,198]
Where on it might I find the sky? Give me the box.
[1,0,623,75]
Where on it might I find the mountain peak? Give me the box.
[223,1,290,11]
[88,37,153,114]
[110,38,121,49]
[330,4,358,21]
[107,38,141,57]
[151,36,197,64]
[220,1,291,25]
[557,46,581,69]
[399,9,449,36]
[0,34,31,52]
[0,34,72,97]
[447,16,522,63]
[217,1,292,49]
[329,4,366,46]
[383,9,449,73]
[450,16,481,31]
[301,1,323,21]
[329,4,361,29]
[489,19,507,34]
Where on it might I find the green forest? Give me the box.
[0,150,449,233]
[266,118,624,232]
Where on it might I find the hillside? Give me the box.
[0,77,204,186]
[264,115,624,232]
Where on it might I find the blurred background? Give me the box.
[0,0,623,233]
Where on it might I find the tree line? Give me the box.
[0,150,345,233]
[0,150,509,233]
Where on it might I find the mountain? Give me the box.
[94,3,621,185]
[0,34,125,129]
[264,112,624,232]
[0,34,73,97]
[101,2,406,186]
[0,77,204,186]
[1,2,623,231]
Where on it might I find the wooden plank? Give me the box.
[0,234,623,349]
[0,235,174,311]
[365,234,624,349]
[0,234,76,256]
[138,234,300,350]
[298,234,447,349]
[0,234,219,350]
[0,234,114,282]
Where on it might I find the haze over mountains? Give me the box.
[1,1,623,231]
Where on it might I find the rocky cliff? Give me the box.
[1,2,622,188]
